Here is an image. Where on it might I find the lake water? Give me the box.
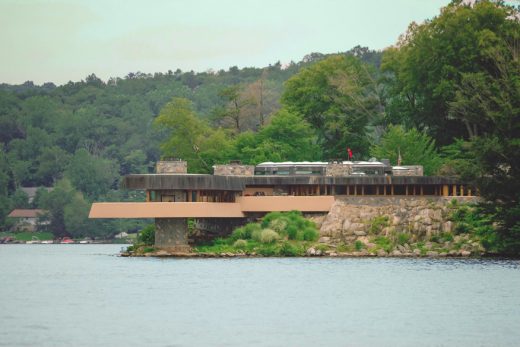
[1,245,519,347]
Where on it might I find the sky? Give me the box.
[0,0,452,85]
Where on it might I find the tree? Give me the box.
[233,109,322,164]
[155,97,213,173]
[63,192,90,238]
[382,0,520,144]
[65,149,118,199]
[215,85,255,133]
[0,147,12,229]
[282,55,383,158]
[35,146,70,185]
[11,189,30,209]
[370,125,442,176]
[38,179,75,237]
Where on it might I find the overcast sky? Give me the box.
[0,0,451,85]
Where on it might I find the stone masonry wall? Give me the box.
[316,196,479,249]
[155,218,190,251]
[325,163,352,176]
[213,164,255,176]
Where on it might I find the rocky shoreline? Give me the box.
[121,246,477,258]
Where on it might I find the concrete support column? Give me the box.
[155,218,191,252]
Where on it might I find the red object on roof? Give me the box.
[7,209,46,218]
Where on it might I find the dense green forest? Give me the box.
[0,1,518,254]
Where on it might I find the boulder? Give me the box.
[306,247,316,256]
[392,250,403,256]
[426,251,439,257]
[376,249,388,257]
[443,221,453,233]
[460,250,471,257]
[397,244,407,253]
[318,237,331,243]
[354,230,367,236]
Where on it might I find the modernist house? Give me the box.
[89,160,475,251]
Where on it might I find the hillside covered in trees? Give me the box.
[0,1,518,254]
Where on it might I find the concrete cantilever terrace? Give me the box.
[89,160,476,251]
[89,196,335,218]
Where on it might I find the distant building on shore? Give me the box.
[7,209,48,232]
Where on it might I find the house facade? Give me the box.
[89,160,475,251]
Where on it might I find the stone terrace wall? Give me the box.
[318,196,479,244]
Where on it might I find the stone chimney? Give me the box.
[156,159,188,174]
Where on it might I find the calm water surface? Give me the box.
[1,245,519,347]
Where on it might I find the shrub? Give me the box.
[396,233,410,245]
[369,216,389,234]
[441,232,454,242]
[251,228,263,242]
[259,229,280,244]
[302,227,319,241]
[295,230,305,241]
[233,239,247,249]
[279,242,303,256]
[354,240,365,251]
[449,203,497,251]
[138,225,155,245]
[269,218,288,234]
[257,244,278,256]
[261,212,284,228]
[231,223,261,241]
[286,225,298,240]
[374,236,392,252]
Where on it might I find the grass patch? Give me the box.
[13,231,54,241]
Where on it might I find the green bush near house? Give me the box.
[449,203,496,252]
[233,239,247,249]
[279,242,304,256]
[259,229,279,244]
[138,224,155,246]
[194,211,320,256]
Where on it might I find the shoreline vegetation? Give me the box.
[124,204,493,258]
